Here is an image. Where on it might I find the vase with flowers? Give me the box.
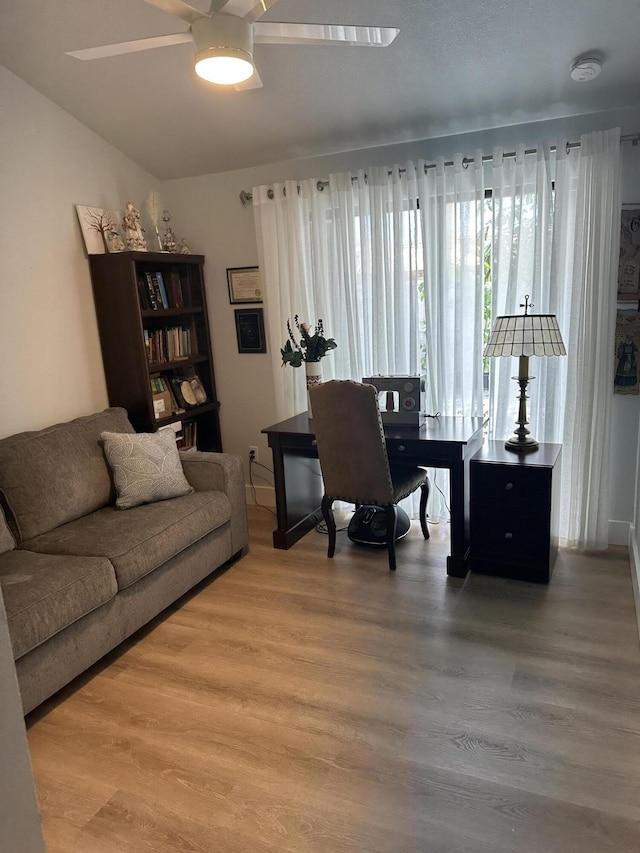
[281,316,337,416]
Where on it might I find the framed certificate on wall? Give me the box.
[227,266,263,304]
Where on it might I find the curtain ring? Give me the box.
[267,188,274,200]
[566,141,571,155]
[317,181,325,192]
[462,157,469,169]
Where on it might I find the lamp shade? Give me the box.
[484,313,566,358]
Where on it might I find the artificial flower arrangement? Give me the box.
[281,316,337,367]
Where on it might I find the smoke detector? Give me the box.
[570,55,602,82]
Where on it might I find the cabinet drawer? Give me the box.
[471,509,550,563]
[472,462,551,510]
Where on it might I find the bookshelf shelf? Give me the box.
[148,354,209,371]
[141,307,205,319]
[88,251,222,451]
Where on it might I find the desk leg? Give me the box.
[447,445,478,578]
[269,438,323,549]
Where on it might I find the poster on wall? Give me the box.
[614,311,639,395]
[618,205,640,302]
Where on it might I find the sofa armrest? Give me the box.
[179,451,248,555]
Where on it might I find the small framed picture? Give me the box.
[227,266,263,304]
[234,307,267,353]
[171,375,207,409]
[618,205,640,301]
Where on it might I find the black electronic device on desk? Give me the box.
[362,375,426,426]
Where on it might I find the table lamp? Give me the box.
[484,295,566,452]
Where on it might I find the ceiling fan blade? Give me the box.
[67,32,192,61]
[253,22,400,47]
[140,0,208,24]
[234,69,264,90]
[244,0,280,23]
[212,0,278,22]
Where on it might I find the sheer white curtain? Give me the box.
[253,167,422,422]
[415,154,486,519]
[416,154,486,416]
[487,131,621,548]
[253,129,621,546]
[488,144,562,444]
[557,129,622,548]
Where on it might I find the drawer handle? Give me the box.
[397,444,406,452]
[311,439,317,446]
[504,532,513,540]
[505,482,514,491]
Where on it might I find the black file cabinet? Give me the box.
[470,441,562,583]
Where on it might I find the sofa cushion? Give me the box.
[20,490,231,591]
[0,408,134,542]
[0,505,15,554]
[101,429,193,510]
[0,549,117,659]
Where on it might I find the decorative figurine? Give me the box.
[179,237,191,254]
[107,229,126,253]
[161,209,178,253]
[122,202,148,251]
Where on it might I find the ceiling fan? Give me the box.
[67,0,399,90]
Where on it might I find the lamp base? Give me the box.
[505,435,539,453]
[505,364,539,453]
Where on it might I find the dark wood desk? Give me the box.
[262,413,484,578]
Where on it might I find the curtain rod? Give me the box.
[239,132,640,206]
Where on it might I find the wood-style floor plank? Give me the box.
[27,508,640,852]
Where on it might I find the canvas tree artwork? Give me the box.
[76,205,124,255]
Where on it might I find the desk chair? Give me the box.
[309,380,430,571]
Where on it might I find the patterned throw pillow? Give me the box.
[100,430,193,510]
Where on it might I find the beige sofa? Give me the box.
[0,407,248,714]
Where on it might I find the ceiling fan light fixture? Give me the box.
[195,50,254,84]
[192,13,254,85]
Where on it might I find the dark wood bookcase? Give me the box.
[88,251,221,451]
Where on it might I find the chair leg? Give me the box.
[419,478,430,540]
[384,505,398,571]
[321,495,337,558]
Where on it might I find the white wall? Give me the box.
[163,106,640,526]
[0,65,156,438]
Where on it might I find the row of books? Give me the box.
[137,270,186,310]
[144,326,193,364]
[159,419,197,451]
[180,420,197,450]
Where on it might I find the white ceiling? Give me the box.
[2,0,639,181]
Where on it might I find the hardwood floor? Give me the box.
[27,508,640,852]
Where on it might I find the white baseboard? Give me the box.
[245,484,276,507]
[609,520,631,546]
[629,524,640,645]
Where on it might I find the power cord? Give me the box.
[316,515,351,535]
[248,457,277,517]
